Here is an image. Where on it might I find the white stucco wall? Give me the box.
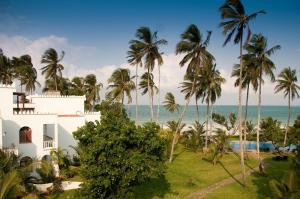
[3,114,58,158]
[0,84,15,118]
[29,95,85,114]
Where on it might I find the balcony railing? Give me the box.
[43,140,54,149]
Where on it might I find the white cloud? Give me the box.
[0,34,298,106]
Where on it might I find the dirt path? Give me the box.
[184,166,258,199]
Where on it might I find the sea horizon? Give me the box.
[125,105,300,125]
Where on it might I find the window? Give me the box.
[19,126,32,143]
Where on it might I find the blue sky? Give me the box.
[0,0,300,105]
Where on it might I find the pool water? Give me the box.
[229,141,275,151]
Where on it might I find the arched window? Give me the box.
[19,126,32,143]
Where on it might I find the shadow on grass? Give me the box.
[133,175,172,199]
[171,148,186,162]
[251,156,291,199]
[219,162,244,187]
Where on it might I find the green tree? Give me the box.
[246,33,280,158]
[200,63,225,150]
[0,50,13,85]
[180,121,205,152]
[209,128,231,165]
[219,0,265,183]
[40,48,65,91]
[107,68,135,105]
[73,102,166,199]
[260,117,284,151]
[288,115,300,145]
[130,27,167,121]
[163,92,180,113]
[275,67,300,146]
[85,74,103,111]
[127,43,143,123]
[169,24,213,162]
[69,76,85,95]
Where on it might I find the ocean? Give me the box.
[125,105,300,125]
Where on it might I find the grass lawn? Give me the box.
[46,145,287,199]
[204,154,293,199]
[133,145,259,198]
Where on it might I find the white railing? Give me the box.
[43,141,54,149]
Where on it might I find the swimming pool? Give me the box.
[229,141,275,151]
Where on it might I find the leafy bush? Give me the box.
[180,121,205,152]
[36,161,55,183]
[73,101,166,199]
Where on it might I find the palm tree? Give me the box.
[0,51,13,85]
[219,0,265,183]
[70,76,85,95]
[181,121,205,152]
[41,48,65,91]
[127,44,143,123]
[163,92,180,113]
[275,67,300,146]
[107,68,135,105]
[139,72,158,112]
[200,63,225,151]
[85,74,103,111]
[129,27,167,121]
[169,24,213,162]
[246,34,280,159]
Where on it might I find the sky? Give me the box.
[0,0,300,105]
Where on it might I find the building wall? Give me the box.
[2,114,58,158]
[0,84,15,118]
[57,116,86,157]
[29,95,85,114]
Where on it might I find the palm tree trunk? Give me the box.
[244,82,250,155]
[156,65,161,122]
[147,69,154,121]
[238,37,246,185]
[54,74,58,91]
[135,64,139,124]
[169,77,196,162]
[196,97,200,123]
[284,91,291,146]
[257,67,262,160]
[205,100,210,151]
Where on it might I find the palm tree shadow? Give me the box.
[219,162,244,187]
[171,148,186,162]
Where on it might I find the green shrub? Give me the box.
[73,101,166,199]
[36,161,55,183]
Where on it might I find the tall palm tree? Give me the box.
[246,34,280,159]
[163,92,180,113]
[129,27,167,121]
[219,0,265,183]
[169,24,213,162]
[0,51,13,85]
[107,68,135,105]
[275,67,300,146]
[85,74,103,111]
[127,44,143,123]
[200,63,225,150]
[139,72,158,110]
[40,48,65,91]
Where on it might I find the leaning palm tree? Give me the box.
[275,67,300,146]
[219,0,265,183]
[70,76,85,95]
[129,27,167,121]
[169,24,213,162]
[246,34,280,159]
[200,63,225,150]
[40,48,65,91]
[106,68,136,105]
[163,92,180,113]
[85,74,103,111]
[127,44,143,123]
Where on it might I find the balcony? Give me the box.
[43,140,54,149]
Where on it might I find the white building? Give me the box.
[0,84,100,163]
